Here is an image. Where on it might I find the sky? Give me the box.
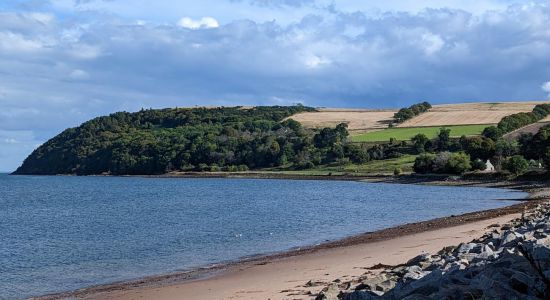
[1,0,550,171]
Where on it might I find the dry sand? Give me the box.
[85,213,521,300]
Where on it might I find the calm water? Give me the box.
[0,174,526,299]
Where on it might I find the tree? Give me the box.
[503,155,529,176]
[344,144,370,164]
[413,153,435,174]
[482,126,502,140]
[446,152,472,174]
[462,136,495,160]
[436,128,451,151]
[411,133,429,153]
[471,159,487,171]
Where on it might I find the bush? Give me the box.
[237,165,249,171]
[503,155,529,176]
[393,167,402,176]
[413,153,436,174]
[446,152,472,174]
[471,159,487,171]
[411,133,429,153]
[482,126,502,140]
[413,152,472,174]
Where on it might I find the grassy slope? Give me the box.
[351,124,489,143]
[268,155,417,176]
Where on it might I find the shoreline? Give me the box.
[33,177,546,300]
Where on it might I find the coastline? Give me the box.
[32,176,547,300]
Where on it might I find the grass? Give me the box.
[350,124,490,143]
[268,155,418,176]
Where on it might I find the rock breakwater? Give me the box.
[317,202,550,299]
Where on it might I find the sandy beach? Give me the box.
[32,177,546,300]
[80,212,525,300]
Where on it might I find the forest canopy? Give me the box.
[15,106,323,175]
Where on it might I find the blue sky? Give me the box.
[1,0,550,171]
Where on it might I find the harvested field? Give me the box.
[289,102,550,134]
[289,108,396,133]
[398,101,549,127]
[503,121,550,141]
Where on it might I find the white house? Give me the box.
[485,159,495,172]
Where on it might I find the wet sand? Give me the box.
[84,213,524,300]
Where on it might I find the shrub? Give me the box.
[344,144,370,164]
[413,152,472,174]
[393,167,402,176]
[471,159,487,171]
[482,126,502,140]
[413,153,436,174]
[411,133,429,153]
[446,152,472,174]
[503,155,529,176]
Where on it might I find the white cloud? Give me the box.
[304,54,331,69]
[3,138,18,144]
[542,81,550,97]
[4,3,550,170]
[0,31,43,52]
[68,44,103,60]
[421,32,445,55]
[177,17,219,29]
[69,69,90,80]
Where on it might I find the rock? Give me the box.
[501,231,521,247]
[315,283,340,300]
[374,280,396,293]
[456,243,477,254]
[342,291,380,300]
[406,253,430,266]
[356,274,392,292]
[326,204,550,300]
[403,266,429,281]
[509,272,532,294]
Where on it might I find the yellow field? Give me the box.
[290,102,550,134]
[398,102,549,127]
[289,108,396,133]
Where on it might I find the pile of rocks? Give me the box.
[316,203,550,299]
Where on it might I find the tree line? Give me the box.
[14,106,410,175]
[411,122,550,176]
[392,101,432,124]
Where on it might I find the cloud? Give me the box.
[177,17,219,29]
[234,0,315,8]
[543,81,550,98]
[2,2,550,170]
[69,69,90,80]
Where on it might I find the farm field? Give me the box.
[289,108,396,133]
[351,124,490,143]
[398,101,548,127]
[503,121,550,141]
[290,102,549,133]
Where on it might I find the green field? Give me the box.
[268,155,418,176]
[351,124,491,143]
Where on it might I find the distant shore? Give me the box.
[33,175,548,300]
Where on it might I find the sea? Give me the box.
[0,174,527,299]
